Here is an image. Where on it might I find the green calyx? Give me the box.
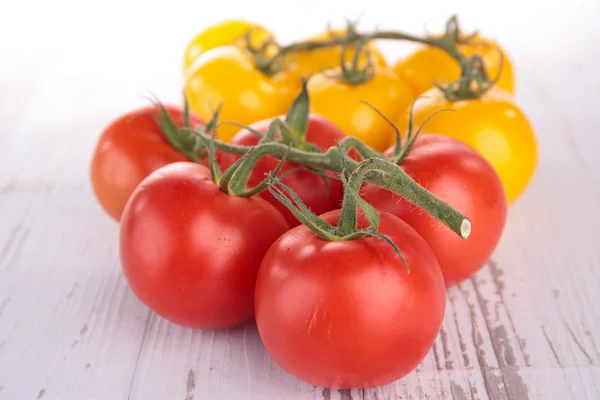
[324,40,375,85]
[428,15,504,101]
[384,98,454,165]
[240,28,286,76]
[266,154,409,269]
[202,115,293,197]
[355,97,453,167]
[435,52,504,101]
[211,81,328,197]
[156,98,291,197]
[154,96,204,163]
[156,85,326,198]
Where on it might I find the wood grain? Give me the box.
[1,0,600,398]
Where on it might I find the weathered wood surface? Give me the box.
[1,1,599,399]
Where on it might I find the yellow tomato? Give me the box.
[307,67,413,151]
[290,29,388,77]
[395,35,515,97]
[396,87,537,203]
[184,46,301,142]
[183,20,273,74]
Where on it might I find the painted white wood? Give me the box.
[1,0,600,399]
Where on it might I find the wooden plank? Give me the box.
[127,317,364,400]
[0,185,150,400]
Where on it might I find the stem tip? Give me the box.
[460,219,471,239]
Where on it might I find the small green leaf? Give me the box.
[361,230,409,272]
[262,119,281,143]
[204,104,222,135]
[196,105,223,183]
[284,78,310,141]
[396,108,454,163]
[219,148,256,193]
[183,93,191,131]
[266,175,338,239]
[278,121,302,147]
[152,98,199,163]
[358,100,404,163]
[266,174,337,233]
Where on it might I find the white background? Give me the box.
[1,0,600,181]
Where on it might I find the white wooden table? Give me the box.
[1,1,599,398]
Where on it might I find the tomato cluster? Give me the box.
[180,19,537,204]
[89,17,538,390]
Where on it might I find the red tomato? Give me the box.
[90,105,204,221]
[255,210,445,388]
[219,115,346,227]
[362,134,507,287]
[119,162,289,330]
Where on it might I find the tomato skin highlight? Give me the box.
[218,114,346,227]
[362,135,508,287]
[119,162,289,330]
[90,105,203,221]
[183,19,272,74]
[255,210,445,389]
[396,87,538,204]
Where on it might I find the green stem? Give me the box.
[227,143,291,196]
[193,128,470,239]
[277,35,349,54]
[271,30,464,69]
[370,32,463,61]
[337,158,377,235]
[336,136,383,160]
[253,16,493,100]
[365,159,471,239]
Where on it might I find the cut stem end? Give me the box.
[461,219,472,239]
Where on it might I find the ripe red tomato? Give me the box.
[255,210,446,388]
[119,162,289,330]
[219,115,346,227]
[90,105,203,221]
[362,134,508,287]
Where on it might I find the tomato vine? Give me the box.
[154,87,471,241]
[247,15,501,100]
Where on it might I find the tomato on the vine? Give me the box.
[90,105,203,221]
[119,162,289,330]
[255,209,445,388]
[184,46,301,142]
[395,34,515,97]
[219,114,346,227]
[289,29,388,77]
[396,87,537,203]
[307,66,413,151]
[183,19,272,74]
[362,134,507,287]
